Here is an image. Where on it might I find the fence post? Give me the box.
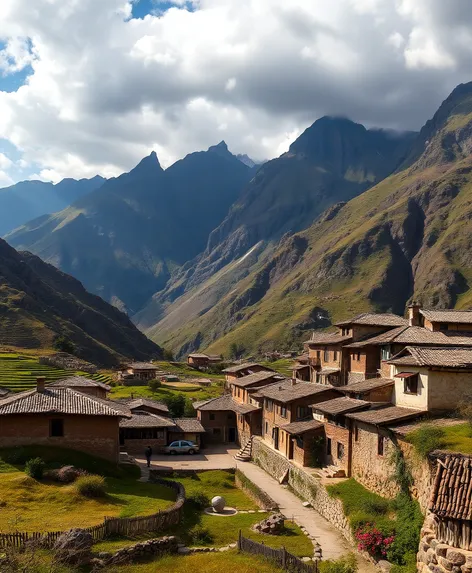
[282,546,286,568]
[238,529,242,551]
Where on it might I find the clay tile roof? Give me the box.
[346,405,425,426]
[127,362,158,370]
[306,332,352,345]
[347,326,472,348]
[172,418,205,433]
[421,309,472,324]
[253,380,335,404]
[194,394,259,414]
[231,371,285,388]
[430,454,472,520]
[388,346,472,368]
[222,363,272,374]
[311,397,371,415]
[119,411,176,428]
[47,376,111,391]
[334,313,408,327]
[125,398,169,414]
[279,419,324,435]
[341,378,395,394]
[0,387,131,417]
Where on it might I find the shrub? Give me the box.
[319,553,358,573]
[148,379,162,393]
[25,457,45,480]
[74,475,106,498]
[189,526,214,545]
[164,394,186,418]
[355,524,395,559]
[387,494,423,566]
[187,492,210,509]
[407,424,446,458]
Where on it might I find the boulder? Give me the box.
[53,528,93,566]
[252,513,285,535]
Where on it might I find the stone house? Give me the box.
[277,419,324,466]
[412,304,472,332]
[306,312,408,386]
[222,363,274,385]
[0,379,130,461]
[187,353,221,368]
[195,394,260,444]
[254,379,340,464]
[119,362,159,382]
[387,346,472,412]
[292,353,311,381]
[47,376,111,399]
[311,397,371,476]
[346,405,425,495]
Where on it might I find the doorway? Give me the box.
[228,427,237,442]
[288,438,294,459]
[273,427,279,450]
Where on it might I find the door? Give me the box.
[273,427,279,450]
[288,437,294,459]
[228,427,237,442]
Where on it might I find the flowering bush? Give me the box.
[355,524,395,559]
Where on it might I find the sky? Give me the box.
[0,0,472,185]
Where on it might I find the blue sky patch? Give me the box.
[131,0,195,19]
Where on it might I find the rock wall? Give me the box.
[417,514,472,573]
[102,536,178,565]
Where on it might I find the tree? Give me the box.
[53,335,76,355]
[164,394,186,418]
[148,379,161,393]
[162,348,174,361]
[228,342,245,360]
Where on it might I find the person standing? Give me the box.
[145,445,153,468]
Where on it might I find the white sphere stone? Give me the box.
[211,496,226,513]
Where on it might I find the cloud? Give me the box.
[0,0,472,182]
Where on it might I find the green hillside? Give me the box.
[0,353,112,393]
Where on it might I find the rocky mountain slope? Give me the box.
[146,82,472,358]
[0,175,105,236]
[7,143,252,314]
[138,117,416,350]
[0,238,161,366]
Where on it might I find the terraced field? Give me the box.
[0,353,113,392]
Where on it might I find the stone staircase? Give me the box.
[235,436,253,462]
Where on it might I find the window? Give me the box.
[333,350,338,361]
[323,348,329,362]
[281,432,284,443]
[265,421,269,434]
[378,435,385,456]
[337,442,344,460]
[356,352,361,361]
[354,425,359,442]
[326,438,332,455]
[439,323,449,331]
[266,399,273,412]
[50,419,64,437]
[237,388,241,397]
[316,351,321,360]
[296,406,310,420]
[157,430,165,440]
[209,413,215,421]
[403,374,419,395]
[381,345,392,361]
[341,328,350,336]
[280,405,287,418]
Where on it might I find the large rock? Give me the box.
[47,465,86,483]
[53,528,93,566]
[211,496,226,513]
[252,513,286,535]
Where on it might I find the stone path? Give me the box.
[236,462,377,571]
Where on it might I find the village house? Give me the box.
[47,376,111,400]
[222,362,274,386]
[411,304,472,332]
[311,396,371,476]
[195,394,260,444]
[292,353,310,381]
[306,313,408,386]
[122,397,170,417]
[386,346,472,412]
[254,379,341,465]
[0,378,130,461]
[118,362,160,382]
[187,353,222,368]
[339,377,395,402]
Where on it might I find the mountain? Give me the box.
[236,154,260,168]
[0,238,161,366]
[137,117,416,351]
[7,144,253,314]
[144,82,472,358]
[0,175,105,236]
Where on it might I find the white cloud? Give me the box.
[0,0,471,182]
[0,169,13,186]
[0,152,12,169]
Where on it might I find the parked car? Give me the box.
[163,440,199,455]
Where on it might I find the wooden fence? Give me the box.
[0,478,185,549]
[237,531,318,572]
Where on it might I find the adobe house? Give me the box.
[119,362,159,382]
[306,312,408,386]
[168,418,206,446]
[339,377,394,402]
[0,379,130,461]
[346,405,425,496]
[195,395,260,444]
[410,303,472,332]
[222,363,274,385]
[387,346,472,412]
[292,353,311,381]
[254,379,341,464]
[278,419,324,467]
[187,353,222,368]
[119,411,176,454]
[311,397,371,477]
[47,376,111,399]
[123,397,170,417]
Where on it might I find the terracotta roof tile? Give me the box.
[389,346,472,368]
[231,371,285,388]
[253,380,336,404]
[0,387,130,417]
[335,313,408,327]
[306,333,352,345]
[346,405,425,426]
[421,309,472,324]
[311,397,371,415]
[172,418,205,433]
[430,454,472,520]
[347,326,472,348]
[120,411,176,428]
[47,376,110,391]
[341,378,395,394]
[124,398,169,414]
[279,419,324,435]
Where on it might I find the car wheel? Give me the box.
[188,449,195,455]
[170,450,177,455]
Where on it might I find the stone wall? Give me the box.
[102,535,178,565]
[417,513,472,573]
[235,469,278,510]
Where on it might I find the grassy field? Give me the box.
[261,358,294,376]
[110,382,223,402]
[408,422,472,456]
[0,447,175,533]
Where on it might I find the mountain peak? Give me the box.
[131,150,163,174]
[207,140,233,158]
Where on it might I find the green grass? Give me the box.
[110,382,223,402]
[106,552,285,573]
[408,422,472,456]
[261,358,294,376]
[0,447,175,532]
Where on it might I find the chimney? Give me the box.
[36,377,46,393]
[408,301,422,327]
